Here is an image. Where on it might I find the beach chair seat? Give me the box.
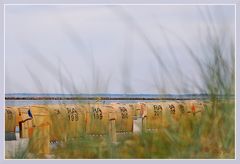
[18,106,34,138]
[142,102,169,130]
[5,107,17,140]
[110,103,134,133]
[64,104,86,138]
[5,107,17,133]
[86,104,113,135]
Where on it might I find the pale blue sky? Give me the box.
[5,5,235,94]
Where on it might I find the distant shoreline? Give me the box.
[5,97,197,100]
[5,96,234,101]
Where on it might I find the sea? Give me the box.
[5,93,233,107]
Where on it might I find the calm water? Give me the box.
[5,93,217,107]
[5,99,167,107]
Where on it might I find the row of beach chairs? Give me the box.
[5,100,209,155]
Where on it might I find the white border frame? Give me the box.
[3,3,237,161]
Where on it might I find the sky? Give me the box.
[5,5,235,94]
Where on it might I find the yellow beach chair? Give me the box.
[5,107,18,140]
[18,106,33,138]
[110,103,134,133]
[86,103,113,135]
[64,104,86,138]
[27,105,51,155]
[142,102,169,130]
[5,107,17,133]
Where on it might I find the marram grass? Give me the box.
[8,99,233,159]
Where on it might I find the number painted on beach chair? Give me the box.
[67,107,79,121]
[153,105,163,116]
[167,102,193,120]
[92,107,103,120]
[111,104,133,133]
[169,104,176,114]
[66,105,86,138]
[86,104,110,135]
[143,103,166,130]
[119,107,128,119]
[48,104,86,140]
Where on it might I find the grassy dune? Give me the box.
[49,100,234,159]
[5,98,234,159]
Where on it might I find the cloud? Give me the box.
[5,5,235,94]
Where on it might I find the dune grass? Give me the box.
[8,97,234,159]
[42,99,233,159]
